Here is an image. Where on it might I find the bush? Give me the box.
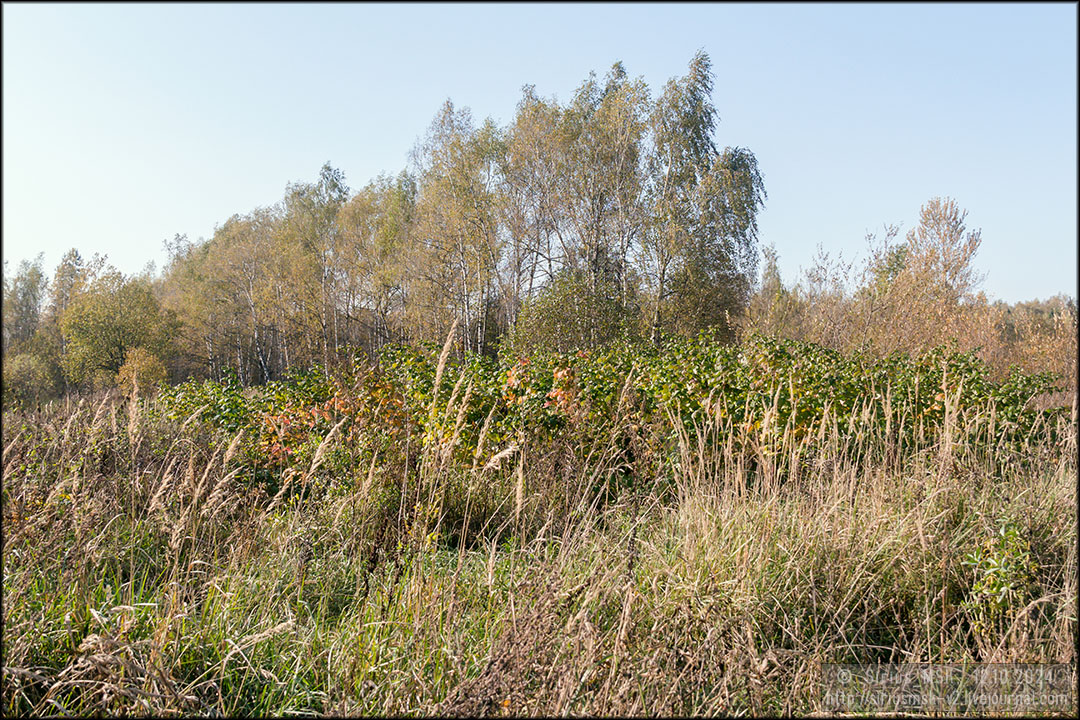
[507,270,639,356]
[117,347,168,397]
[2,352,59,407]
[153,332,1069,509]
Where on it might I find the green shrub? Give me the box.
[507,270,639,356]
[961,517,1039,639]
[2,352,59,407]
[117,347,168,397]
[153,333,1069,503]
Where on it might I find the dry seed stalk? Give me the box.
[305,416,348,481]
[483,443,519,473]
[471,401,499,473]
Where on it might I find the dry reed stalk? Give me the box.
[2,430,24,464]
[444,378,473,460]
[90,396,111,434]
[429,318,459,420]
[192,449,221,506]
[616,366,638,416]
[514,442,525,531]
[222,429,245,468]
[442,372,466,426]
[482,443,519,473]
[427,375,475,492]
[109,402,119,439]
[360,448,378,501]
[147,464,176,518]
[220,620,294,669]
[304,416,348,483]
[181,405,209,431]
[60,399,85,446]
[470,401,499,473]
[127,391,141,441]
[203,467,243,521]
[418,319,460,492]
[331,446,380,529]
[264,468,299,516]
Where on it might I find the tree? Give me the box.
[844,198,985,355]
[903,197,983,306]
[556,63,650,301]
[336,172,417,352]
[668,146,765,338]
[281,163,350,367]
[2,254,48,356]
[411,101,504,355]
[59,270,176,389]
[741,244,801,339]
[642,51,766,343]
[2,352,59,406]
[506,268,632,356]
[499,85,565,327]
[134,55,771,385]
[47,249,106,323]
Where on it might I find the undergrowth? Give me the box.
[3,333,1076,715]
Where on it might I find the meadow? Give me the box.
[2,330,1076,715]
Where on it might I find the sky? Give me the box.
[3,2,1077,304]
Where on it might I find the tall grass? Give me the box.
[3,342,1076,715]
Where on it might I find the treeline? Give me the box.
[743,197,1077,393]
[4,52,766,397]
[2,52,1076,405]
[2,252,175,403]
[151,51,766,382]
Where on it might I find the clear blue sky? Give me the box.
[3,2,1076,304]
